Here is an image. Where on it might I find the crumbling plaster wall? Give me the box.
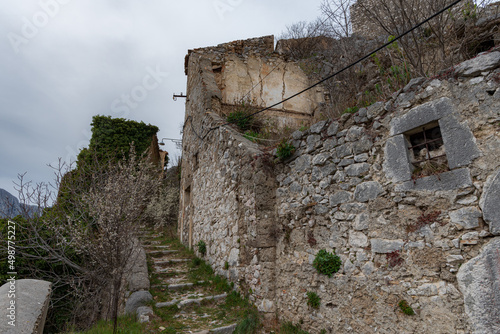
[184,36,324,130]
[180,36,500,333]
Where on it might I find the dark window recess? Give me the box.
[193,152,199,171]
[407,125,449,178]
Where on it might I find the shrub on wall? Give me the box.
[312,249,342,277]
[197,240,207,257]
[276,139,296,161]
[306,291,321,309]
[398,300,415,315]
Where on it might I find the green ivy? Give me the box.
[312,249,342,277]
[77,115,159,167]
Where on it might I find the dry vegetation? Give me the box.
[278,0,500,118]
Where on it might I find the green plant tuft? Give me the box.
[342,106,359,114]
[224,261,229,270]
[276,139,296,161]
[312,249,342,277]
[306,291,320,309]
[398,300,415,315]
[279,321,310,334]
[197,240,207,257]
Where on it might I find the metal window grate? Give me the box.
[408,125,447,165]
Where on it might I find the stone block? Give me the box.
[449,207,482,229]
[0,279,52,334]
[329,191,352,207]
[439,114,480,169]
[346,126,364,141]
[228,248,239,266]
[353,212,370,230]
[354,181,383,202]
[352,136,373,155]
[390,97,454,135]
[312,153,330,166]
[136,306,153,323]
[345,163,370,177]
[395,168,473,192]
[125,290,153,314]
[403,77,426,92]
[349,231,369,248]
[310,120,327,133]
[292,130,303,140]
[383,134,412,183]
[292,155,311,173]
[480,168,500,235]
[327,122,339,136]
[454,51,500,77]
[371,238,404,253]
[457,237,500,334]
[336,143,353,158]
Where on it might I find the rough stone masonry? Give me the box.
[179,35,500,334]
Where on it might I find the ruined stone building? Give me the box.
[179,33,500,333]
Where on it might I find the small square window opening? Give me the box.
[406,123,449,178]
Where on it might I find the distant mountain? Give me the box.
[0,188,39,218]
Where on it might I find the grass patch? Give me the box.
[67,314,145,334]
[189,257,214,282]
[279,321,310,334]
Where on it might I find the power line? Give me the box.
[190,0,464,142]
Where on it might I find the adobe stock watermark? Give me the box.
[111,65,169,118]
[213,0,244,20]
[7,0,73,54]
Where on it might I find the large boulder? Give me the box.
[457,237,500,334]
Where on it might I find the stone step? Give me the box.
[148,250,180,255]
[144,245,172,249]
[156,293,227,309]
[193,323,237,334]
[153,258,189,265]
[151,281,206,290]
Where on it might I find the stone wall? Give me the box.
[179,36,500,332]
[179,45,280,312]
[273,50,500,333]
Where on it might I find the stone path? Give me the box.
[138,231,241,334]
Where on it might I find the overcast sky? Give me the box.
[0,0,324,197]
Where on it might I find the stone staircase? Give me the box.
[138,231,242,334]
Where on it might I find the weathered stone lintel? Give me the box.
[390,97,454,136]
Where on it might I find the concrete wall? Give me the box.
[180,37,500,333]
